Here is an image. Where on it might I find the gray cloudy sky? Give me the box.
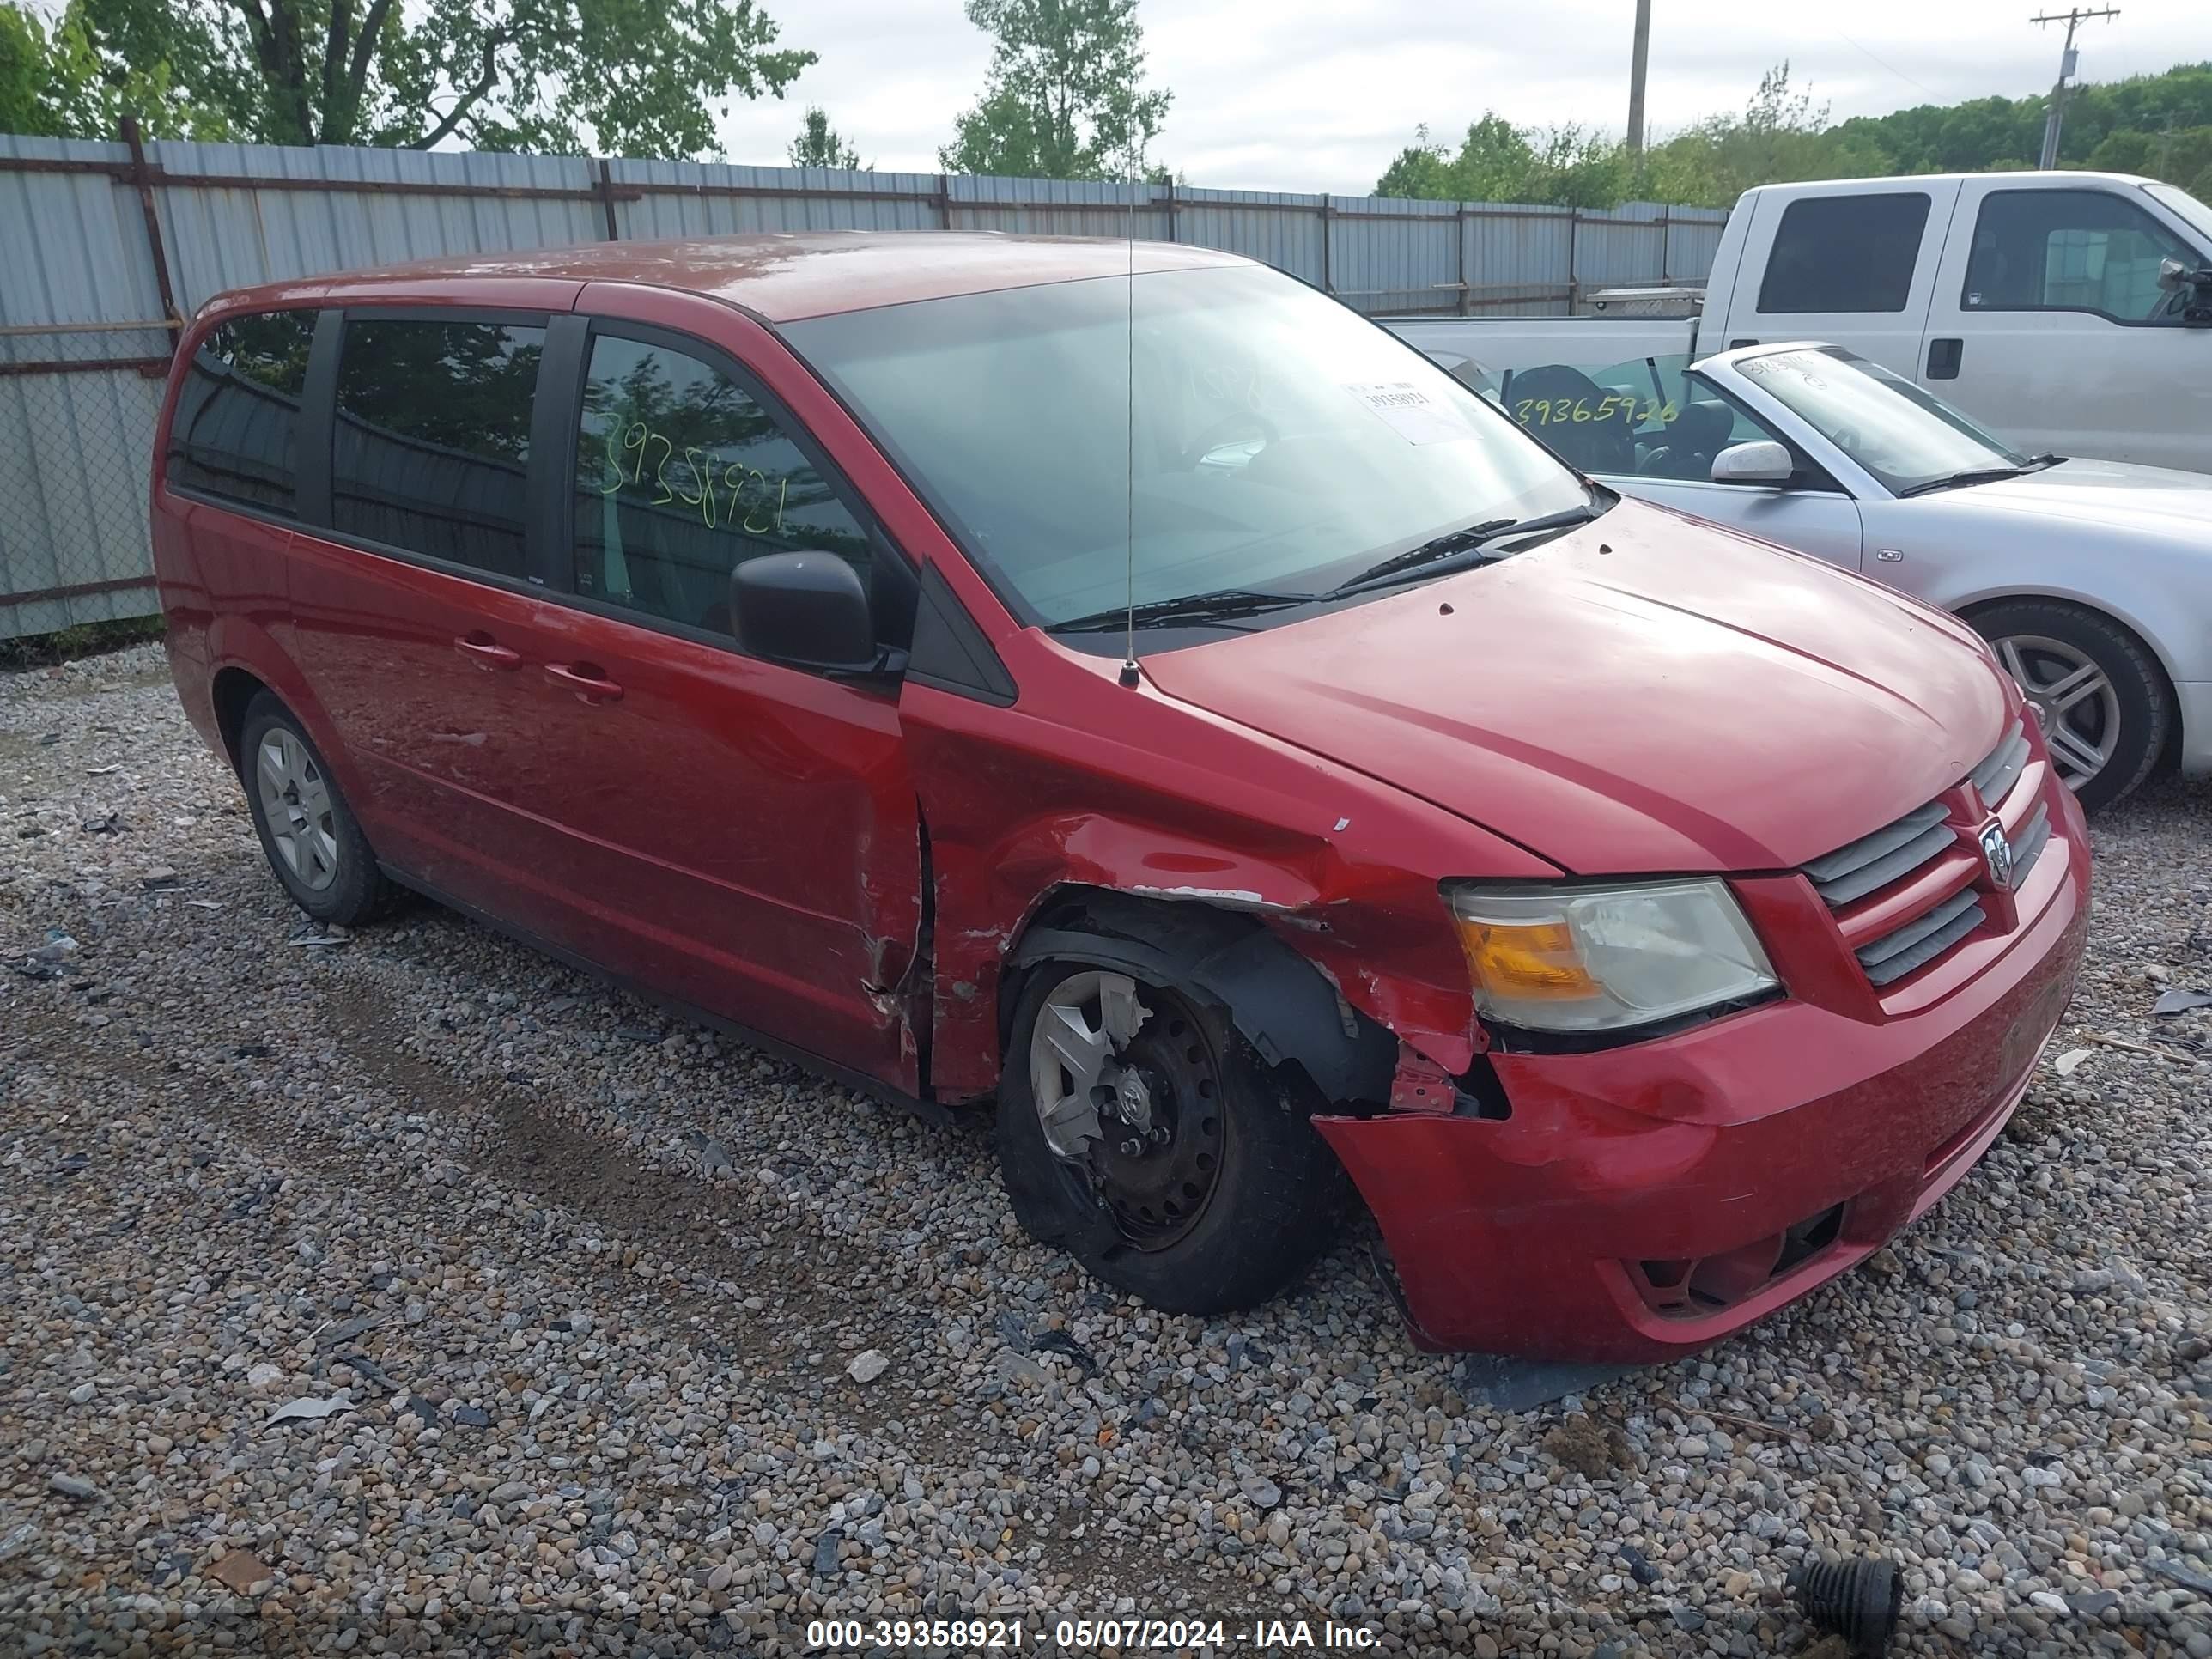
[714,0,2197,191]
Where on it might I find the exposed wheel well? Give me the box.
[996,884,1396,1109]
[210,667,270,771]
[1954,594,2179,768]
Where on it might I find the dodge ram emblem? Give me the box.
[1978,821,2014,889]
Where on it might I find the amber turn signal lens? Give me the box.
[1455,918,1601,1001]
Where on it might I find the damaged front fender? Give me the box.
[899,675,1560,1103]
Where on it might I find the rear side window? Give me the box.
[1964,188,2197,321]
[1757,193,1931,314]
[573,333,872,636]
[331,317,545,576]
[167,310,317,513]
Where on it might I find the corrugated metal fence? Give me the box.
[0,124,1725,638]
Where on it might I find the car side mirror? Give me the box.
[733,552,887,675]
[1711,440,1794,486]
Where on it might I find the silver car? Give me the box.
[1457,341,2212,808]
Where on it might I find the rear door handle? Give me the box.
[544,661,623,703]
[453,633,521,670]
[1927,337,1964,379]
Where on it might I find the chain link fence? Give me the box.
[0,322,176,645]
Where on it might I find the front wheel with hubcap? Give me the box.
[1972,599,2171,811]
[997,955,1348,1315]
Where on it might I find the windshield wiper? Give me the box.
[1326,504,1601,598]
[1051,587,1315,634]
[1898,454,2061,497]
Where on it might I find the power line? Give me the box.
[1832,29,1938,100]
[2031,7,2119,169]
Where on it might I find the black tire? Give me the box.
[1970,599,2171,812]
[996,951,1351,1315]
[237,691,395,927]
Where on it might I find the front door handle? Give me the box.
[544,661,623,703]
[1927,337,1964,379]
[453,633,521,670]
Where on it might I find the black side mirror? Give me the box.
[733,553,888,675]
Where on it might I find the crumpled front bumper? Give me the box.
[1315,788,2091,1364]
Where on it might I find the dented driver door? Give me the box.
[508,307,924,1091]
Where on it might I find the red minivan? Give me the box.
[151,234,2089,1362]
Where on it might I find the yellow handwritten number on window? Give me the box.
[1512,396,1677,429]
[599,420,791,535]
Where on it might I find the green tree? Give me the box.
[1373,113,1620,206]
[2,1,204,138]
[788,104,860,170]
[1447,114,1540,199]
[1,2,57,133]
[51,0,812,153]
[1373,123,1456,199]
[939,0,1170,181]
[1370,59,2212,212]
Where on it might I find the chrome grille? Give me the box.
[1802,720,2037,990]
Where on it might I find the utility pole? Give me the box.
[1626,0,1653,160]
[2031,7,2118,170]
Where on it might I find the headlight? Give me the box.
[1445,878,1779,1035]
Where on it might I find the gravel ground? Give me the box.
[2,641,2209,1659]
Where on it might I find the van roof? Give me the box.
[204,230,1255,325]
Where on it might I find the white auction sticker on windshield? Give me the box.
[1343,380,1470,445]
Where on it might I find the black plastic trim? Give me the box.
[298,308,340,526]
[526,313,589,592]
[907,560,1018,705]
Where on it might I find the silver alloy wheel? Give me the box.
[254,726,340,891]
[1030,969,1149,1159]
[1993,633,2119,793]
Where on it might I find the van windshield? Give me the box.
[782,266,1589,626]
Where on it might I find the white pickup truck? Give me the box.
[1391,170,2212,471]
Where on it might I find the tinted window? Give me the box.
[1964,189,2196,321]
[574,334,871,636]
[167,310,316,512]
[1758,193,1931,314]
[331,318,544,575]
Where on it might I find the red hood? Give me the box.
[1142,501,2011,873]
